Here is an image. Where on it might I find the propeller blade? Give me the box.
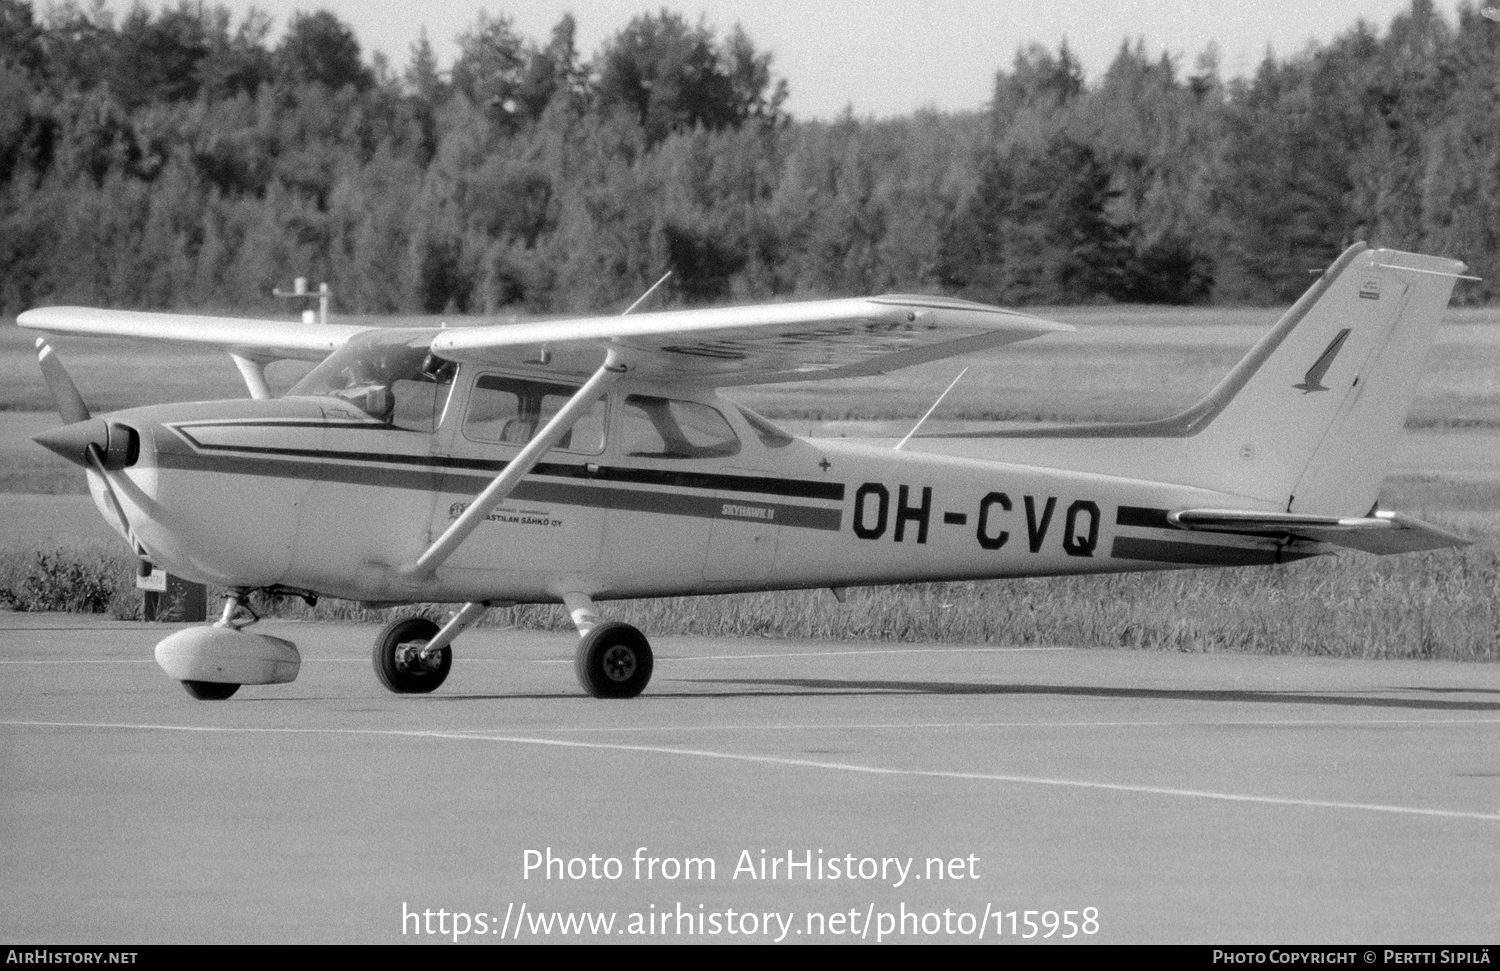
[35,338,90,423]
[85,442,141,549]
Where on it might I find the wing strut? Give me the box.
[230,353,272,400]
[400,351,627,581]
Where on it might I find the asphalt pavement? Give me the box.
[1,613,1497,944]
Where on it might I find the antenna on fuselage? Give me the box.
[895,367,968,451]
[621,271,673,316]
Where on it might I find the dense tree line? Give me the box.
[1,0,1496,316]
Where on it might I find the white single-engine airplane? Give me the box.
[21,242,1471,700]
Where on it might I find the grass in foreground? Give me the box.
[3,544,1495,662]
[0,547,142,617]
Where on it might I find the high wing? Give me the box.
[19,295,1070,387]
[1170,509,1468,555]
[428,294,1071,385]
[16,306,368,361]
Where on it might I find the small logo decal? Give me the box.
[1359,276,1381,300]
[1295,328,1352,393]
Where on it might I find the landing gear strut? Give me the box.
[372,601,489,695]
[562,592,653,698]
[373,617,449,694]
[574,621,654,699]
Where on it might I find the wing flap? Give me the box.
[430,294,1070,383]
[1170,508,1469,555]
[17,307,368,362]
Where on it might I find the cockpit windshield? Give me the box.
[287,329,454,431]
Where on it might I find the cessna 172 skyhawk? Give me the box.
[21,242,1471,701]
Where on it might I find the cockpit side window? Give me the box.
[622,395,741,459]
[462,374,606,454]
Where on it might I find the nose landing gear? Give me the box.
[181,679,240,701]
[156,590,301,700]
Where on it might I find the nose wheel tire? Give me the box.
[181,680,239,700]
[575,622,653,698]
[373,617,451,694]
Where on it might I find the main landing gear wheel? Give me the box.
[373,617,451,694]
[575,622,653,699]
[181,680,239,700]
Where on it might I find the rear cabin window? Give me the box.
[622,395,740,460]
[462,374,606,454]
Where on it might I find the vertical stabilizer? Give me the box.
[1280,249,1465,513]
[924,243,1468,514]
[1155,243,1467,511]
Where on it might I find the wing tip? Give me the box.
[869,294,1074,333]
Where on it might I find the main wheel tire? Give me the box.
[373,617,451,694]
[181,680,239,700]
[575,622,653,699]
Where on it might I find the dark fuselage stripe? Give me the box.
[1110,536,1310,566]
[167,427,844,501]
[154,450,842,531]
[1116,505,1174,529]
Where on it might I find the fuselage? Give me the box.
[74,361,1309,607]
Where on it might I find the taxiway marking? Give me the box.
[0,659,158,663]
[5,719,1498,823]
[666,646,1075,661]
[530,645,1075,663]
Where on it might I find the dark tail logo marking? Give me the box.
[1295,328,1351,393]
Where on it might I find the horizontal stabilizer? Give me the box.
[1169,509,1469,555]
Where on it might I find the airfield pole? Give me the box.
[137,564,208,623]
[273,277,333,325]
